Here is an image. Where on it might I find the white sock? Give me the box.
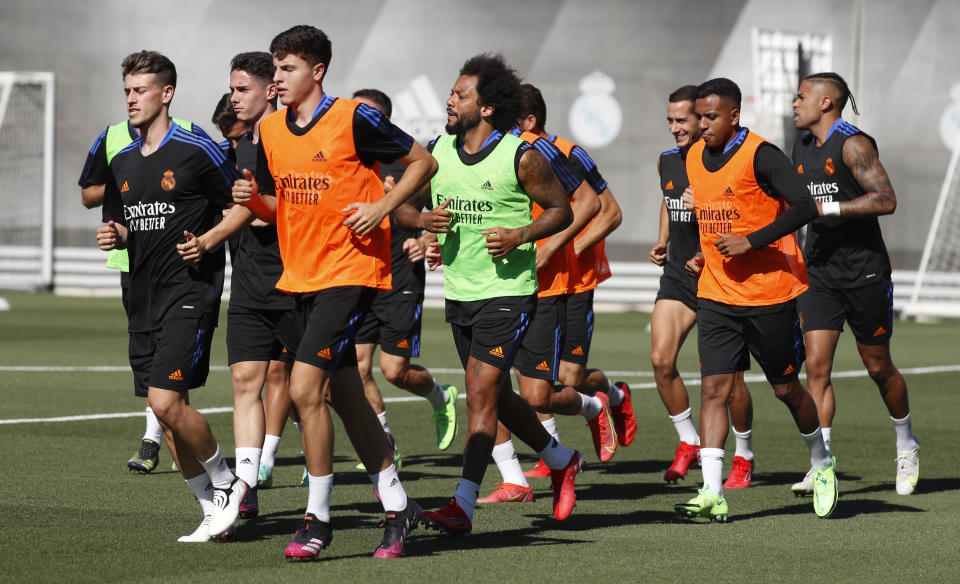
[377,411,392,435]
[492,440,529,487]
[822,427,832,452]
[578,393,603,419]
[541,417,561,442]
[306,473,334,522]
[891,414,919,452]
[733,429,754,461]
[801,427,831,469]
[185,474,215,516]
[538,437,576,470]
[425,380,447,409]
[454,478,480,521]
[261,434,281,469]
[606,380,625,407]
[293,421,303,435]
[370,463,407,512]
[143,407,163,443]
[198,445,235,489]
[234,447,261,488]
[669,408,700,445]
[700,447,724,496]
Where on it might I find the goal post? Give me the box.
[0,71,55,291]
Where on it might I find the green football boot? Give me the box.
[433,385,459,451]
[812,456,839,518]
[674,487,729,522]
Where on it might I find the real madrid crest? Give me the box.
[161,170,176,191]
[824,158,835,175]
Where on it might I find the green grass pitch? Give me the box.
[2,291,959,583]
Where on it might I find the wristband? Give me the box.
[822,201,841,216]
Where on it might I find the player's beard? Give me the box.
[445,108,481,135]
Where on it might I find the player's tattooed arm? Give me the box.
[840,134,897,217]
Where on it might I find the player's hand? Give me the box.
[481,226,523,259]
[96,221,120,251]
[681,186,694,210]
[177,230,207,263]
[342,200,387,236]
[713,234,752,257]
[649,242,667,266]
[425,241,442,270]
[233,169,258,205]
[383,174,396,193]
[403,237,426,262]
[535,240,557,270]
[420,198,452,233]
[684,252,704,277]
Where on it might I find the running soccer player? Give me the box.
[395,54,584,536]
[515,85,636,479]
[791,72,919,495]
[231,25,436,559]
[349,88,458,466]
[80,112,210,475]
[652,85,756,488]
[479,84,617,504]
[96,51,249,541]
[673,78,836,521]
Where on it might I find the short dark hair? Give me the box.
[270,25,331,73]
[211,92,239,135]
[696,77,741,108]
[231,51,275,86]
[121,50,176,88]
[352,88,392,118]
[518,84,547,129]
[459,53,522,133]
[669,85,699,104]
[804,72,859,115]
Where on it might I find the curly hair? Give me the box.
[459,54,522,132]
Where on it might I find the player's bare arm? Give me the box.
[342,141,438,236]
[395,184,452,233]
[836,134,897,217]
[233,169,277,223]
[82,185,106,209]
[178,204,254,264]
[573,187,622,256]
[483,149,571,259]
[536,180,599,270]
[650,198,669,265]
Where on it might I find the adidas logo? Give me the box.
[797,164,804,174]
[571,346,584,356]
[312,150,327,162]
[317,347,331,359]
[389,477,399,487]
[396,339,410,349]
[391,73,447,143]
[168,369,183,381]
[489,346,504,358]
[239,458,253,465]
[665,180,674,190]
[120,180,130,192]
[721,187,735,197]
[536,361,550,371]
[782,364,795,376]
[481,180,494,191]
[873,326,886,336]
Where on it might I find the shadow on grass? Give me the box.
[405,526,590,557]
[527,508,680,530]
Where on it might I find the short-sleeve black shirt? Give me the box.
[659,147,699,280]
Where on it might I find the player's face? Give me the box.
[273,53,323,108]
[230,70,275,123]
[667,100,700,149]
[696,94,739,151]
[445,75,483,135]
[792,80,823,130]
[123,73,172,129]
[222,120,249,150]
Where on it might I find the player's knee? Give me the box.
[381,361,408,385]
[865,361,896,385]
[650,349,676,374]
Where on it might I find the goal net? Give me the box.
[0,72,55,290]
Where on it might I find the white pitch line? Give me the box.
[2,364,958,426]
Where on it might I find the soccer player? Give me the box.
[231,25,436,559]
[791,72,919,495]
[673,78,836,521]
[479,84,618,503]
[79,108,208,475]
[395,54,584,536]
[652,85,755,488]
[211,92,248,152]
[96,50,249,541]
[514,85,636,479]
[349,88,459,466]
